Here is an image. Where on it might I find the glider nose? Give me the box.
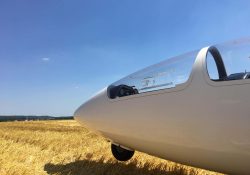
[74,102,89,123]
[74,88,108,129]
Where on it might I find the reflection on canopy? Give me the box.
[108,50,198,99]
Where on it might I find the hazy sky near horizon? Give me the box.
[1,0,250,116]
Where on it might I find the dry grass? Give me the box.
[0,120,223,175]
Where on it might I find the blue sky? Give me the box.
[1,0,250,116]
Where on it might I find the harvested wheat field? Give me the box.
[0,120,223,175]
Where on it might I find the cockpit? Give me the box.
[108,38,250,99]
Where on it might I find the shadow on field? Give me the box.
[44,158,191,175]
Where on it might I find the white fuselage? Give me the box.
[74,47,250,174]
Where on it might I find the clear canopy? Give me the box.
[108,38,250,99]
[108,50,198,99]
[207,38,250,81]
